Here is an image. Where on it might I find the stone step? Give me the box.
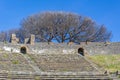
[38,74,112,80]
[40,76,112,80]
[0,72,113,80]
[40,78,111,80]
[0,76,112,80]
[0,73,8,80]
[8,74,34,78]
[0,73,33,79]
[28,54,98,72]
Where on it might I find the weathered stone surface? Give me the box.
[30,34,35,45]
[0,42,119,79]
[0,51,113,80]
[1,42,120,55]
[24,34,35,45]
[10,34,19,44]
[24,38,30,44]
[28,54,99,72]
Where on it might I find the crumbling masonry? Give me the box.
[0,34,118,79]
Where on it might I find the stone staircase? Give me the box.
[0,52,114,80]
[0,72,8,80]
[0,52,34,72]
[27,53,113,80]
[28,54,99,72]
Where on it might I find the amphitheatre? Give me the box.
[0,34,119,80]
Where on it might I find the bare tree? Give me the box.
[19,11,111,43]
[0,29,20,42]
[0,31,7,42]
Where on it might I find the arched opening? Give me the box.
[20,47,27,54]
[78,48,84,56]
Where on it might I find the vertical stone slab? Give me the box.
[11,34,19,44]
[24,38,30,44]
[67,42,73,45]
[16,38,19,43]
[30,34,35,45]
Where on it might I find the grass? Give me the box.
[35,76,41,80]
[87,54,120,72]
[12,60,19,64]
[3,53,9,58]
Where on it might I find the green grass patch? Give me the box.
[87,54,120,72]
[12,60,19,64]
[35,76,41,80]
[3,53,9,58]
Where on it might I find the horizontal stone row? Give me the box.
[0,52,34,72]
[28,54,97,72]
[0,71,112,80]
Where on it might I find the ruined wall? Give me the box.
[82,42,120,55]
[0,42,79,54]
[28,43,79,54]
[0,42,120,55]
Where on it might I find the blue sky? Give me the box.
[0,0,120,42]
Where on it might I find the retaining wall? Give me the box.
[0,42,120,55]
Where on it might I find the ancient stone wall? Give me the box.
[0,42,120,55]
[82,42,120,55]
[24,34,35,45]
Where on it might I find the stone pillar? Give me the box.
[67,42,73,45]
[24,38,30,44]
[11,34,19,44]
[30,34,35,45]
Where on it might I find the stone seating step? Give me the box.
[0,73,8,80]
[8,74,34,79]
[39,75,112,80]
[37,72,113,80]
[28,54,97,72]
[0,72,113,80]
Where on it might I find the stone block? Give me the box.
[11,34,19,44]
[24,38,30,44]
[30,34,35,45]
[67,42,74,45]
